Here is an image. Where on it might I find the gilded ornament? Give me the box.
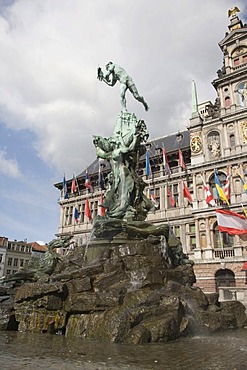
[190,136,202,154]
[240,121,247,143]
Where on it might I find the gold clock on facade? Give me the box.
[190,136,202,154]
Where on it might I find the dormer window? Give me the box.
[233,58,240,66]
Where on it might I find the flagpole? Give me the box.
[76,174,80,196]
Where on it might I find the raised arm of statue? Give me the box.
[97,61,149,112]
[97,63,117,87]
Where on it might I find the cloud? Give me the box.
[0,149,22,177]
[0,0,246,176]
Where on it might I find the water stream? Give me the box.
[0,329,246,369]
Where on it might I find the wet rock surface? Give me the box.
[1,241,247,343]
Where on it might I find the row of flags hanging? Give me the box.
[73,190,105,224]
[62,163,106,224]
[146,148,187,178]
[61,149,247,233]
[64,147,188,200]
[62,164,105,199]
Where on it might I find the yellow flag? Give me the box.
[241,204,247,219]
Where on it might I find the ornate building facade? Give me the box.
[55,12,247,299]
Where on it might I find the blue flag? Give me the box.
[238,173,247,194]
[98,162,105,190]
[74,206,79,223]
[145,151,152,177]
[214,172,229,205]
[62,175,69,199]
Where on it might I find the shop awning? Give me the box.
[241,261,247,271]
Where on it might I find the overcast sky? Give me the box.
[0,0,246,243]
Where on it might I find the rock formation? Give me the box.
[1,238,246,344]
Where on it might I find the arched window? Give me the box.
[200,233,207,248]
[229,134,235,147]
[213,223,234,249]
[225,96,231,108]
[215,269,235,291]
[232,46,247,67]
[197,185,204,201]
[209,172,228,205]
[234,178,242,194]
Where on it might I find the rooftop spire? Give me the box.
[191,80,199,118]
[228,7,243,32]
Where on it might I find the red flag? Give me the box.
[149,189,159,208]
[182,181,192,203]
[178,149,186,170]
[167,187,175,207]
[216,209,247,235]
[97,192,106,216]
[163,148,171,175]
[71,173,77,193]
[224,170,230,200]
[200,175,216,207]
[85,197,92,221]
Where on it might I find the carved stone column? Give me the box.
[203,217,213,259]
[193,218,202,260]
[160,186,165,210]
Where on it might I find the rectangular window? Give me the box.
[14,258,18,267]
[6,269,11,275]
[94,201,99,218]
[7,257,12,266]
[174,226,180,238]
[173,184,179,207]
[190,236,196,250]
[20,259,24,267]
[81,204,85,223]
[189,224,195,233]
[155,187,160,202]
[188,223,196,251]
[0,254,2,263]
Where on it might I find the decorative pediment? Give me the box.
[219,28,246,49]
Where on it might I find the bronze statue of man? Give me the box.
[98,62,149,112]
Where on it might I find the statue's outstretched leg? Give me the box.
[120,84,128,112]
[129,85,149,111]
